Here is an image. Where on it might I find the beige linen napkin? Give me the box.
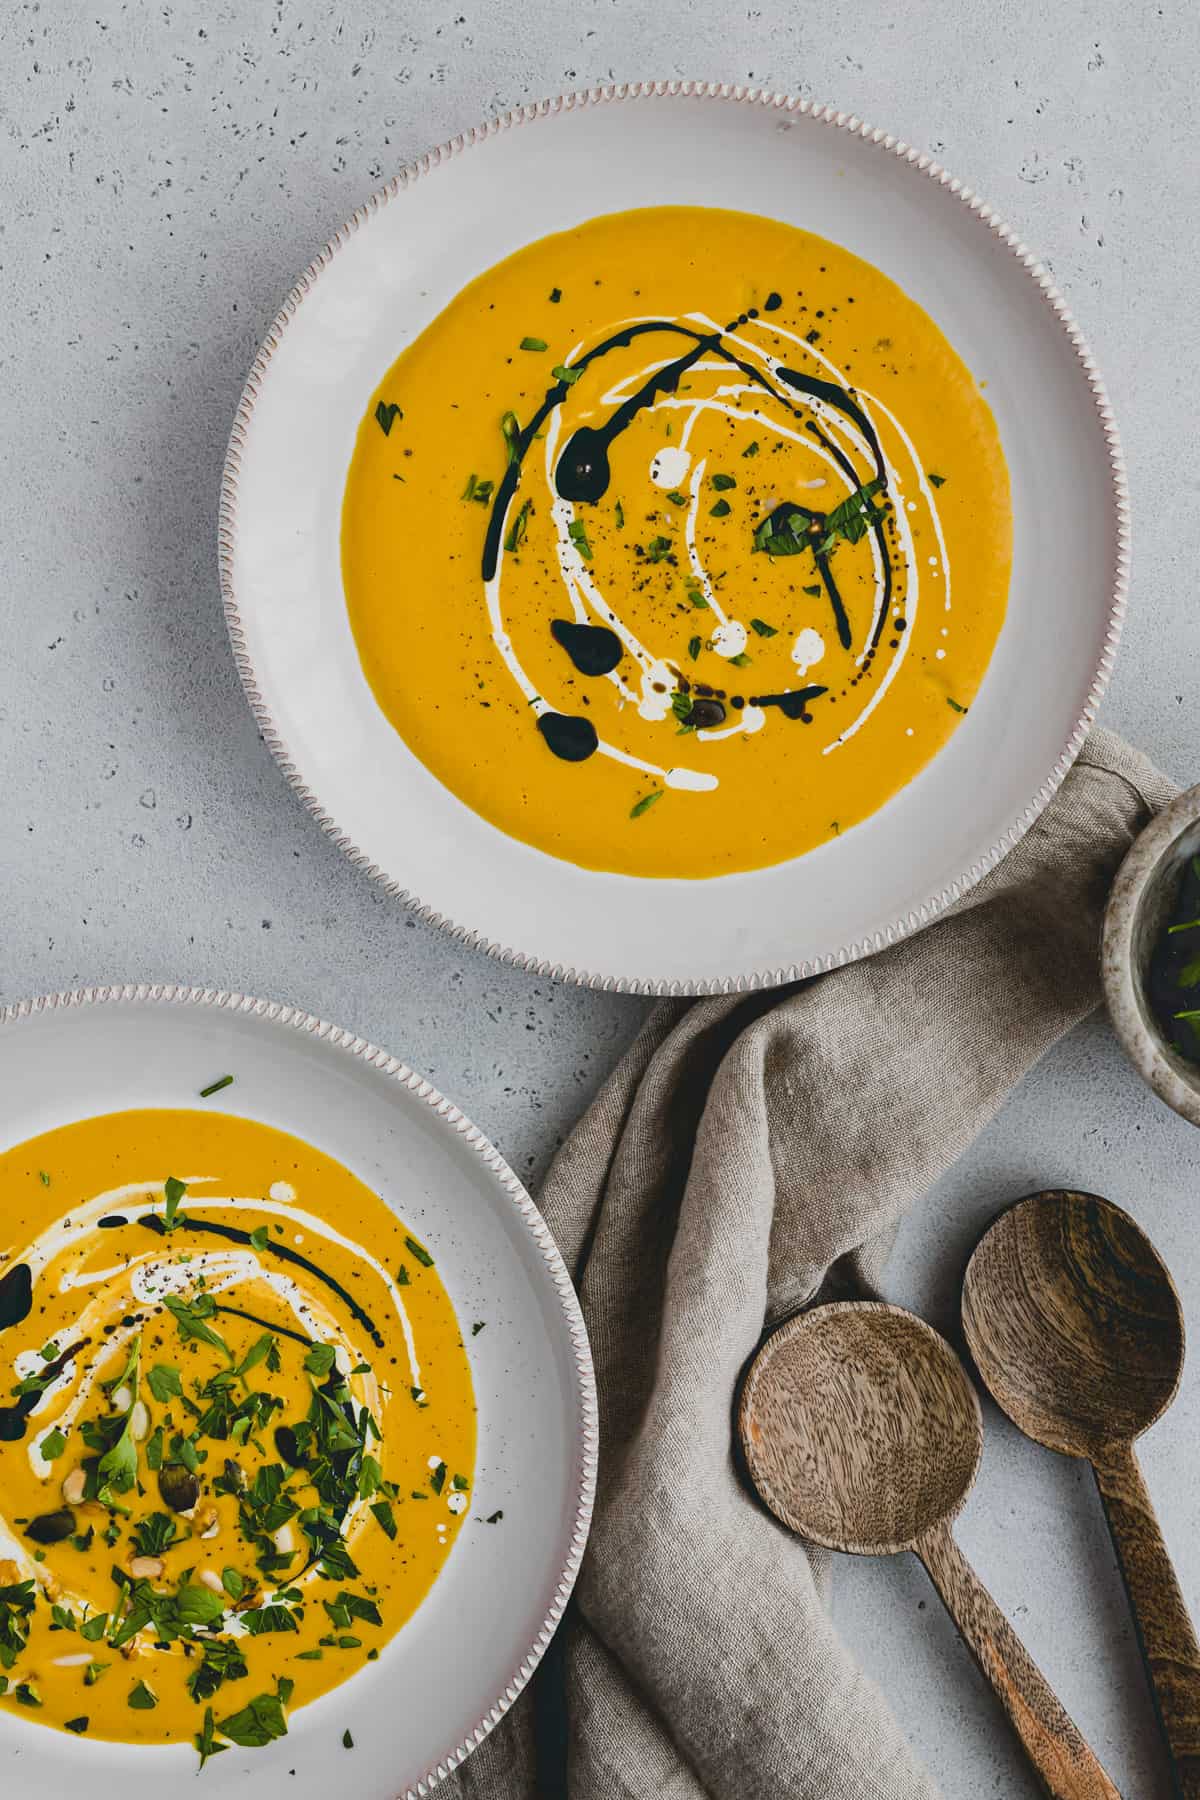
[446,728,1176,1800]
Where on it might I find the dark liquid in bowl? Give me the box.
[1146,852,1200,1066]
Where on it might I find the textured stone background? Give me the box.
[1,4,1197,1794]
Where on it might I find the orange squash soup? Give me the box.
[341,205,1011,877]
[0,1111,475,1764]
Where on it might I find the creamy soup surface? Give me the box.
[342,205,1012,878]
[0,1109,475,1762]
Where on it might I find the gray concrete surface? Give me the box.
[1,3,1197,1793]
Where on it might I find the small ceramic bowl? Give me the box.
[1102,783,1200,1128]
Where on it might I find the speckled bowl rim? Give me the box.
[1102,784,1200,1129]
[0,982,599,1798]
[218,79,1128,997]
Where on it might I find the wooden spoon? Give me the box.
[739,1300,1120,1800]
[963,1190,1199,1798]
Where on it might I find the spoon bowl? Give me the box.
[739,1301,1119,1800]
[962,1189,1184,1460]
[739,1301,982,1554]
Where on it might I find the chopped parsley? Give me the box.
[127,1679,158,1711]
[688,636,701,660]
[711,473,736,491]
[749,618,777,638]
[614,499,625,530]
[741,440,760,457]
[709,498,732,518]
[552,364,581,385]
[947,697,967,714]
[567,518,593,562]
[38,1426,67,1461]
[199,1074,234,1098]
[927,471,947,487]
[373,401,402,436]
[646,535,673,562]
[343,1729,355,1749]
[519,336,548,352]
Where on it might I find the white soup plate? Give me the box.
[220,82,1125,993]
[0,986,596,1799]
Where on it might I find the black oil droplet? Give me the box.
[98,1215,128,1230]
[0,1263,33,1331]
[537,712,599,762]
[764,291,783,311]
[550,620,623,676]
[554,426,610,504]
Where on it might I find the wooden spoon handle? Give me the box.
[1092,1440,1200,1798]
[916,1520,1121,1799]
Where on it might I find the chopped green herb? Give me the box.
[80,1612,108,1643]
[486,1510,504,1524]
[146,1362,182,1404]
[199,1074,234,1098]
[127,1679,158,1711]
[688,636,701,660]
[520,336,548,352]
[395,1263,410,1286]
[295,1649,323,1661]
[549,287,562,303]
[470,1321,486,1335]
[741,440,760,458]
[686,587,710,609]
[430,1461,447,1496]
[39,1427,67,1462]
[64,1715,89,1734]
[816,478,887,556]
[711,473,736,491]
[404,1235,434,1269]
[504,497,533,554]
[343,1729,355,1749]
[370,1499,398,1540]
[217,1685,291,1749]
[84,1661,110,1686]
[163,1175,187,1231]
[567,518,593,562]
[927,471,947,487]
[374,402,402,436]
[221,1568,245,1601]
[452,1474,469,1491]
[947,697,967,714]
[38,1341,58,1360]
[666,489,687,506]
[500,410,521,464]
[646,534,673,562]
[249,1224,270,1253]
[38,1170,51,1187]
[630,790,664,820]
[730,653,752,668]
[304,1343,337,1378]
[132,1512,178,1558]
[195,1706,227,1771]
[614,499,625,529]
[803,583,823,596]
[749,618,777,638]
[163,1293,232,1363]
[709,498,732,518]
[552,363,582,385]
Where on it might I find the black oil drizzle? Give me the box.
[0,1337,89,1442]
[137,1213,385,1349]
[483,312,894,754]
